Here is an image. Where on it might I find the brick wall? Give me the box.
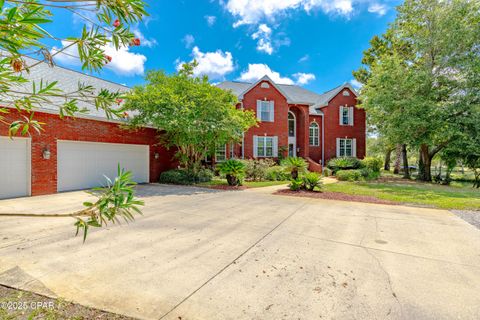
[1,109,176,195]
[322,88,366,163]
[241,81,290,159]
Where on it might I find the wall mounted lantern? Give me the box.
[43,146,51,160]
[154,152,160,159]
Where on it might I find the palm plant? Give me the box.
[303,172,323,191]
[218,159,246,186]
[282,157,308,179]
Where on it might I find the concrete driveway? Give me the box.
[0,184,479,320]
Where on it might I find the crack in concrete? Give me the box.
[157,200,312,320]
[364,247,404,318]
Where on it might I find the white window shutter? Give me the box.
[272,136,278,157]
[336,138,341,157]
[256,101,261,121]
[349,107,354,126]
[270,101,275,122]
[339,106,343,125]
[253,135,258,157]
[353,138,357,157]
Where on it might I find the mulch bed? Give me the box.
[275,189,400,206]
[199,185,247,191]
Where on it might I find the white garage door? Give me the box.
[0,136,30,199]
[57,140,149,192]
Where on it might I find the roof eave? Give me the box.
[238,75,293,101]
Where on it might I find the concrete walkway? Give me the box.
[0,184,479,319]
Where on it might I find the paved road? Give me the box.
[0,184,479,320]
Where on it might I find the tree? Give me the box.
[125,65,258,174]
[355,0,480,181]
[0,1,148,240]
[0,0,147,135]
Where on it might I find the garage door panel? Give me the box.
[0,137,30,199]
[57,141,149,192]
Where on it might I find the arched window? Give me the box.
[309,122,319,146]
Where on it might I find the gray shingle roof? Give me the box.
[5,55,129,120]
[217,77,357,114]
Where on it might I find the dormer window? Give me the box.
[261,82,270,89]
[342,90,350,96]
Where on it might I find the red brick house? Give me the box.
[0,58,175,199]
[216,76,366,170]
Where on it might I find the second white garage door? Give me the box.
[57,140,149,192]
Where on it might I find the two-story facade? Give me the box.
[217,75,366,170]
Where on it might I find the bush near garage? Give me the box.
[159,168,213,185]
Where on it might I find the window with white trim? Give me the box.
[257,100,274,122]
[338,139,353,157]
[339,106,354,126]
[215,144,226,162]
[254,136,278,157]
[309,122,319,146]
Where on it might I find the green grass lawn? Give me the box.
[323,179,480,210]
[196,178,288,188]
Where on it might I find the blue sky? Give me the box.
[47,0,401,93]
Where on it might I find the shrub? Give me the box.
[159,169,195,185]
[289,178,304,191]
[360,167,380,180]
[327,157,362,173]
[361,157,383,173]
[159,168,214,185]
[336,169,363,181]
[243,158,275,181]
[197,168,214,183]
[281,157,308,179]
[266,166,290,181]
[218,159,246,186]
[303,172,323,191]
[322,168,332,177]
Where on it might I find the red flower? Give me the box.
[116,99,123,105]
[104,55,112,63]
[131,38,141,46]
[113,19,120,28]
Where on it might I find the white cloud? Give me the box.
[224,0,358,27]
[177,46,234,80]
[293,72,316,85]
[51,40,146,76]
[298,54,310,62]
[132,26,157,48]
[182,34,195,49]
[252,24,273,55]
[368,3,387,16]
[350,79,363,89]
[205,15,217,26]
[238,64,294,85]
